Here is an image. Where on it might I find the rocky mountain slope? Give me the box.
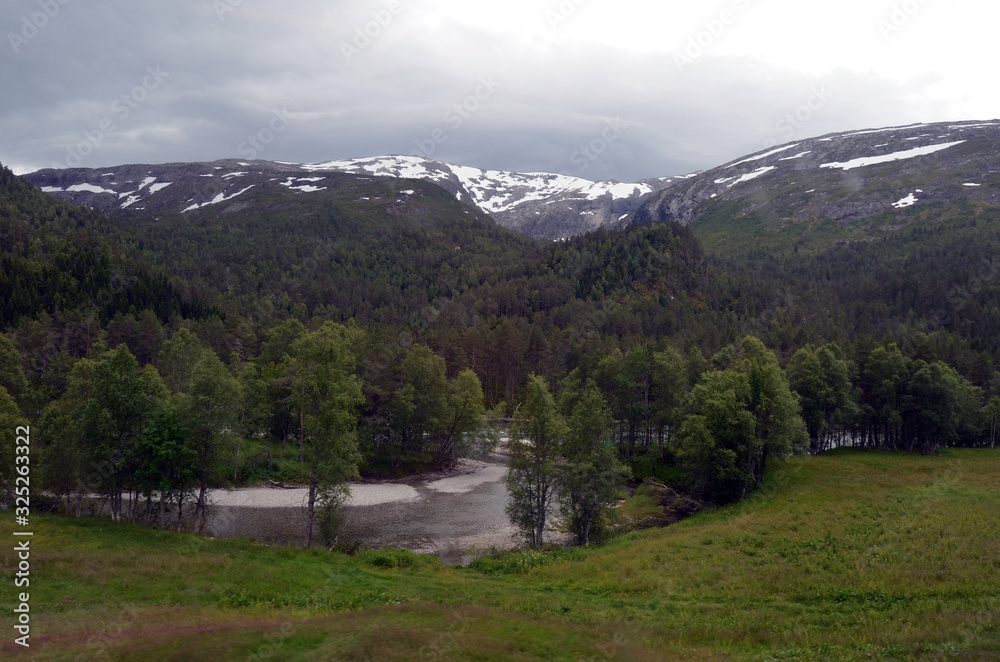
[23,120,1000,246]
[21,156,674,241]
[631,120,1000,252]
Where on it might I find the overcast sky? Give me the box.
[1,0,997,182]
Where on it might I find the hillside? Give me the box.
[621,121,1000,379]
[21,156,675,241]
[0,165,214,330]
[633,119,1000,257]
[2,159,718,410]
[4,450,998,660]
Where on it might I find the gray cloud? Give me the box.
[0,0,987,181]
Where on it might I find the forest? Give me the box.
[1,163,999,546]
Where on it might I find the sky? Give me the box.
[1,0,997,182]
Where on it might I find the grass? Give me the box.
[3,449,1000,660]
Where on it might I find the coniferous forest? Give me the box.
[2,162,999,541]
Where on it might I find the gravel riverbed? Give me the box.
[204,455,528,564]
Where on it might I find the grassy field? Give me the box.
[3,449,999,661]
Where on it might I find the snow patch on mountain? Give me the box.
[66,183,117,195]
[296,155,668,237]
[820,141,966,171]
[183,185,256,212]
[727,167,776,187]
[727,144,799,168]
[24,155,673,239]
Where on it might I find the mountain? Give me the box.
[2,157,714,405]
[21,156,675,240]
[632,119,1000,256]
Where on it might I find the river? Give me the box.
[204,453,523,565]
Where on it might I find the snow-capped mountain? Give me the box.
[632,119,1000,230]
[22,156,676,240]
[301,155,677,239]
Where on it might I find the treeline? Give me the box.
[789,342,1000,454]
[0,321,500,542]
[3,318,997,545]
[505,336,807,548]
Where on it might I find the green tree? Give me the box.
[157,328,205,394]
[0,386,28,507]
[138,405,196,530]
[434,368,487,468]
[506,375,566,549]
[255,320,306,459]
[557,382,629,545]
[650,346,689,452]
[393,345,449,461]
[177,351,241,532]
[290,322,364,547]
[80,345,166,521]
[230,357,270,481]
[861,343,910,449]
[0,334,28,412]
[987,396,1000,449]
[787,343,857,453]
[731,337,809,485]
[678,337,807,503]
[37,358,96,513]
[904,360,982,452]
[678,369,756,502]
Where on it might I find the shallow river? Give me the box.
[205,454,519,564]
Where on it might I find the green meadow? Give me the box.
[4,449,999,661]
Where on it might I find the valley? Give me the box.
[3,118,1000,660]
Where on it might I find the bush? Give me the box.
[357,548,437,570]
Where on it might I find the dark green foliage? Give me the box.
[0,166,214,330]
[557,381,629,545]
[0,386,28,506]
[178,349,241,531]
[79,345,167,520]
[137,405,197,527]
[506,375,566,550]
[290,322,365,547]
[787,343,857,453]
[678,337,808,503]
[4,157,1000,534]
[0,333,29,409]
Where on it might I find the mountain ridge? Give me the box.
[630,119,1000,252]
[19,118,1000,246]
[21,156,676,241]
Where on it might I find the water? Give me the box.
[205,453,519,564]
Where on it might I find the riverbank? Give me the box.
[203,454,550,564]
